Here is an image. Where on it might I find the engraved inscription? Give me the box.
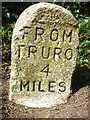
[42,46,50,59]
[54,47,62,60]
[20,80,66,92]
[41,64,51,77]
[35,27,44,40]
[59,82,66,92]
[20,81,29,91]
[18,45,25,59]
[38,81,45,92]
[28,46,37,58]
[35,27,73,42]
[63,30,72,43]
[50,29,58,41]
[65,48,73,60]
[48,81,55,92]
[17,45,73,61]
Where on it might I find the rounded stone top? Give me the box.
[12,2,78,41]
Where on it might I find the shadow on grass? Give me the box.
[70,65,90,94]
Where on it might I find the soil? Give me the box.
[1,65,90,119]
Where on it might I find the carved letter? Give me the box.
[35,27,44,40]
[49,81,55,92]
[20,81,29,91]
[65,48,73,60]
[50,29,58,41]
[63,30,72,42]
[18,45,25,59]
[32,81,36,91]
[59,82,66,92]
[38,81,45,92]
[54,47,62,60]
[28,46,37,58]
[42,46,50,59]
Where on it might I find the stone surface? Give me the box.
[9,2,79,108]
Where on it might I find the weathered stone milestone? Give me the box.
[10,2,79,107]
